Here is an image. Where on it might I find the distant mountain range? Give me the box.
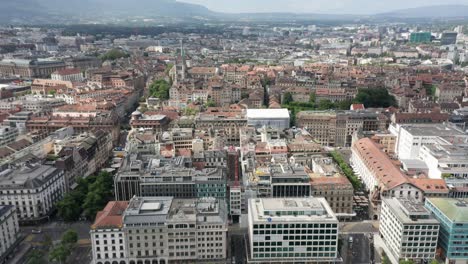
[377,4,468,18]
[1,1,468,24]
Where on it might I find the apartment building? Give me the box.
[0,205,20,263]
[91,196,228,264]
[309,157,354,218]
[380,198,439,262]
[0,163,66,223]
[297,110,387,147]
[247,197,339,263]
[91,201,129,264]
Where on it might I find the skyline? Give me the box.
[180,0,468,14]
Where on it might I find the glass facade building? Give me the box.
[425,198,468,262]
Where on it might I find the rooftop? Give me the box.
[91,201,128,230]
[249,197,337,222]
[426,198,468,222]
[246,108,290,119]
[384,198,438,224]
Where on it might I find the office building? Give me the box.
[441,32,458,45]
[0,126,18,147]
[410,32,432,43]
[246,109,290,130]
[380,198,439,262]
[392,123,468,160]
[247,197,339,263]
[425,198,468,263]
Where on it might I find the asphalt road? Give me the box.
[340,233,373,264]
[12,221,92,264]
[228,223,247,264]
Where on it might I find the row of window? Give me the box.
[253,223,337,229]
[253,252,335,259]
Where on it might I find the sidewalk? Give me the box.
[373,233,398,264]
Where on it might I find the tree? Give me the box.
[56,194,81,222]
[283,92,294,105]
[205,99,216,107]
[26,249,46,264]
[399,260,415,264]
[148,79,170,100]
[82,171,114,220]
[99,49,129,61]
[62,229,78,245]
[337,100,352,110]
[309,92,316,103]
[49,244,70,264]
[317,99,335,110]
[353,88,397,108]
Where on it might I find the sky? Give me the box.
[180,0,468,14]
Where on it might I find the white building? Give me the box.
[246,109,290,130]
[419,143,468,179]
[380,198,439,262]
[0,205,20,263]
[392,123,468,160]
[247,197,339,263]
[90,201,128,264]
[0,163,66,223]
[51,68,84,82]
[91,196,228,264]
[229,185,242,216]
[0,126,18,147]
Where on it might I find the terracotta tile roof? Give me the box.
[53,68,81,76]
[91,201,128,230]
[353,138,408,190]
[409,178,449,194]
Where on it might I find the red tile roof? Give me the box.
[91,201,128,230]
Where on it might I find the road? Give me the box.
[10,221,92,264]
[340,221,379,234]
[228,223,247,264]
[340,233,373,264]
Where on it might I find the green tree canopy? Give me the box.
[353,88,397,108]
[62,229,78,245]
[283,92,294,105]
[49,243,70,263]
[26,249,47,264]
[317,99,335,110]
[82,171,114,220]
[99,49,130,61]
[149,79,170,100]
[399,260,415,264]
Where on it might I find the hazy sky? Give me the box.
[180,0,468,14]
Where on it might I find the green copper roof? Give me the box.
[428,198,468,223]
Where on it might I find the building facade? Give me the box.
[380,198,439,262]
[0,205,20,263]
[247,197,339,263]
[425,198,468,263]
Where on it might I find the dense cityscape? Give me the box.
[1,2,468,264]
